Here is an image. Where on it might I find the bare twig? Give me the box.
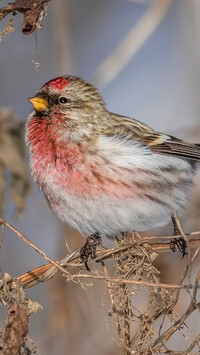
[0,221,5,248]
[152,271,200,352]
[8,236,200,290]
[102,262,125,349]
[0,15,14,41]
[174,212,192,284]
[182,333,200,355]
[0,219,199,354]
[0,218,72,281]
[0,217,199,291]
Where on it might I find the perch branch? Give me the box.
[0,218,72,281]
[0,218,199,354]
[0,218,200,292]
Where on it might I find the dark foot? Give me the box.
[170,237,187,257]
[170,214,187,257]
[80,233,102,271]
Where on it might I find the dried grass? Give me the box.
[0,219,200,354]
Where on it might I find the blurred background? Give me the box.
[0,0,200,354]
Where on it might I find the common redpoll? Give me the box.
[26,76,200,266]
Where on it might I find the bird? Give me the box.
[26,75,200,269]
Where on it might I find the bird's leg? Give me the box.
[170,214,187,257]
[80,233,102,271]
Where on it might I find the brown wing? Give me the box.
[149,136,200,161]
[105,113,200,161]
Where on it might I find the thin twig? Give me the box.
[152,270,200,352]
[174,212,192,284]
[182,333,200,355]
[0,218,199,354]
[0,220,5,248]
[101,261,125,348]
[123,284,131,355]
[0,218,72,281]
[9,235,200,290]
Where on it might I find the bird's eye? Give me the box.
[59,97,68,104]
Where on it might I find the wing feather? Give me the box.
[105,113,200,161]
[150,137,200,160]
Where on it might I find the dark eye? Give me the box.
[59,97,68,104]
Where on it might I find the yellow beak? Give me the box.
[29,97,49,112]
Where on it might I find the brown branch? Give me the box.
[0,218,72,281]
[0,0,51,35]
[154,351,197,355]
[182,333,200,354]
[0,218,200,292]
[101,262,125,350]
[15,236,200,289]
[174,212,192,283]
[154,243,200,322]
[123,285,131,355]
[0,219,199,354]
[152,270,200,352]
[152,301,200,352]
[0,220,5,248]
[1,259,200,294]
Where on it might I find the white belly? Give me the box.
[44,177,193,237]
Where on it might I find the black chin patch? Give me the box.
[35,110,49,118]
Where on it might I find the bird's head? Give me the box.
[28,76,108,142]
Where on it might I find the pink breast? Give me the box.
[27,117,137,198]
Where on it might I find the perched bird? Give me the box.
[27,75,200,268]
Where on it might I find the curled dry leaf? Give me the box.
[0,16,14,42]
[1,300,28,355]
[0,0,51,35]
[0,109,31,218]
[0,273,42,354]
[25,299,43,315]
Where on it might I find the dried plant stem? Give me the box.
[102,262,125,349]
[0,220,5,248]
[102,262,132,355]
[16,237,200,289]
[123,285,131,355]
[0,218,200,292]
[152,271,200,352]
[182,333,200,354]
[0,15,14,41]
[0,218,72,281]
[0,218,199,354]
[174,212,192,283]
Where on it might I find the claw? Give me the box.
[80,233,102,271]
[171,214,187,257]
[170,237,187,257]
